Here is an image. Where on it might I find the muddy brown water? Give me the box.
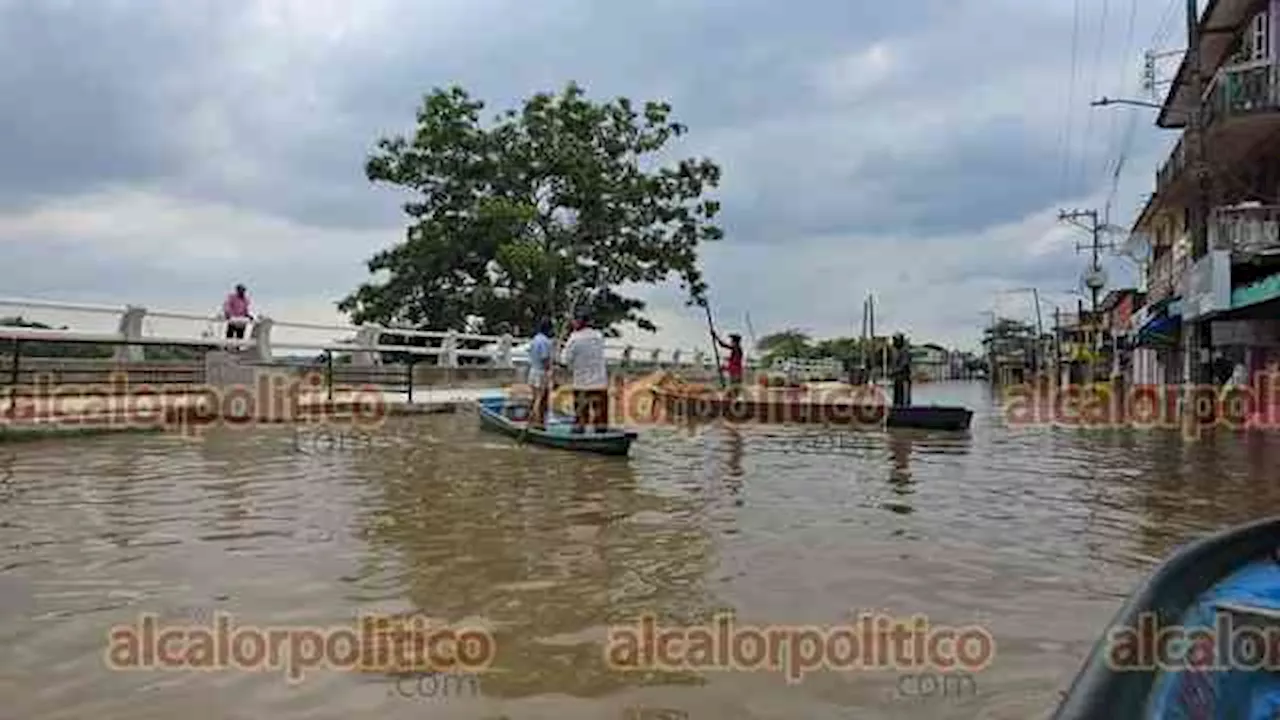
[4,380,1280,719]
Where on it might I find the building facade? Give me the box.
[911,343,950,382]
[1127,0,1280,422]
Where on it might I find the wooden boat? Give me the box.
[475,396,637,457]
[650,386,972,431]
[1053,516,1280,719]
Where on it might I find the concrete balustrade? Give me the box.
[0,296,710,372]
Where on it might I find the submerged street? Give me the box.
[4,381,1280,719]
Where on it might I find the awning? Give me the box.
[1134,313,1181,347]
[1231,271,1280,311]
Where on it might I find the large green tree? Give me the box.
[339,83,724,338]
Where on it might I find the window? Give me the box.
[1249,11,1270,61]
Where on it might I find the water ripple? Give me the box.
[6,383,1280,718]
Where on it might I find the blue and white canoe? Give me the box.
[475,396,637,457]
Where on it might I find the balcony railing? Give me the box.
[1154,60,1280,194]
[1205,59,1280,126]
[1210,204,1280,256]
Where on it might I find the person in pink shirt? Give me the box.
[222,284,253,339]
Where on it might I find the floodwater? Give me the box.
[4,380,1280,719]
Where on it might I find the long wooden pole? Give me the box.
[703,301,725,389]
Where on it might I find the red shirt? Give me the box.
[723,344,743,378]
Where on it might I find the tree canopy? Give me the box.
[339,82,724,338]
[754,329,911,371]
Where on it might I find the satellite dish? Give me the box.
[1083,266,1107,291]
[1121,232,1152,261]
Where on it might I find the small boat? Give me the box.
[650,386,972,431]
[475,396,637,457]
[1053,516,1280,719]
[885,405,973,431]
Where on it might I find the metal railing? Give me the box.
[1205,59,1280,126]
[0,334,434,410]
[1156,60,1280,193]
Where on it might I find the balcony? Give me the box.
[1210,203,1280,258]
[1147,252,1191,305]
[1154,60,1280,198]
[1204,60,1280,127]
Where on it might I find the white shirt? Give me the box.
[561,327,607,389]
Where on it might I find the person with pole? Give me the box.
[712,329,745,395]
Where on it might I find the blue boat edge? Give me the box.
[1052,516,1280,719]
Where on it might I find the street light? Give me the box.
[1090,96,1166,110]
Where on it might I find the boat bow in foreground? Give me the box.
[1054,516,1280,718]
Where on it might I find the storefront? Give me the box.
[1130,298,1183,385]
[1210,269,1280,423]
[1181,250,1233,385]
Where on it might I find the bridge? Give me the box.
[0,296,736,419]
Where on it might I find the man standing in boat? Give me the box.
[891,334,913,407]
[526,319,554,429]
[712,330,745,394]
[561,311,609,433]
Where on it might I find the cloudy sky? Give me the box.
[0,0,1187,353]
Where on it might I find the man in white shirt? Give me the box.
[561,311,609,432]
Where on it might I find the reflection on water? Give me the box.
[5,381,1280,718]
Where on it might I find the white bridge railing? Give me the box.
[0,297,713,370]
[770,357,844,381]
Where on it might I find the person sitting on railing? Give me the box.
[222,284,253,341]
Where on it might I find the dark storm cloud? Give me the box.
[0,1,239,207]
[0,0,1181,349]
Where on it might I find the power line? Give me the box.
[1060,0,1083,196]
[1149,0,1180,48]
[1103,0,1140,220]
[1081,0,1113,193]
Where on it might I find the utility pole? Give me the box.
[1059,209,1117,383]
[1032,288,1044,381]
[1182,0,1213,391]
[1053,307,1062,386]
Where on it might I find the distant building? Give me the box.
[910,343,950,381]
